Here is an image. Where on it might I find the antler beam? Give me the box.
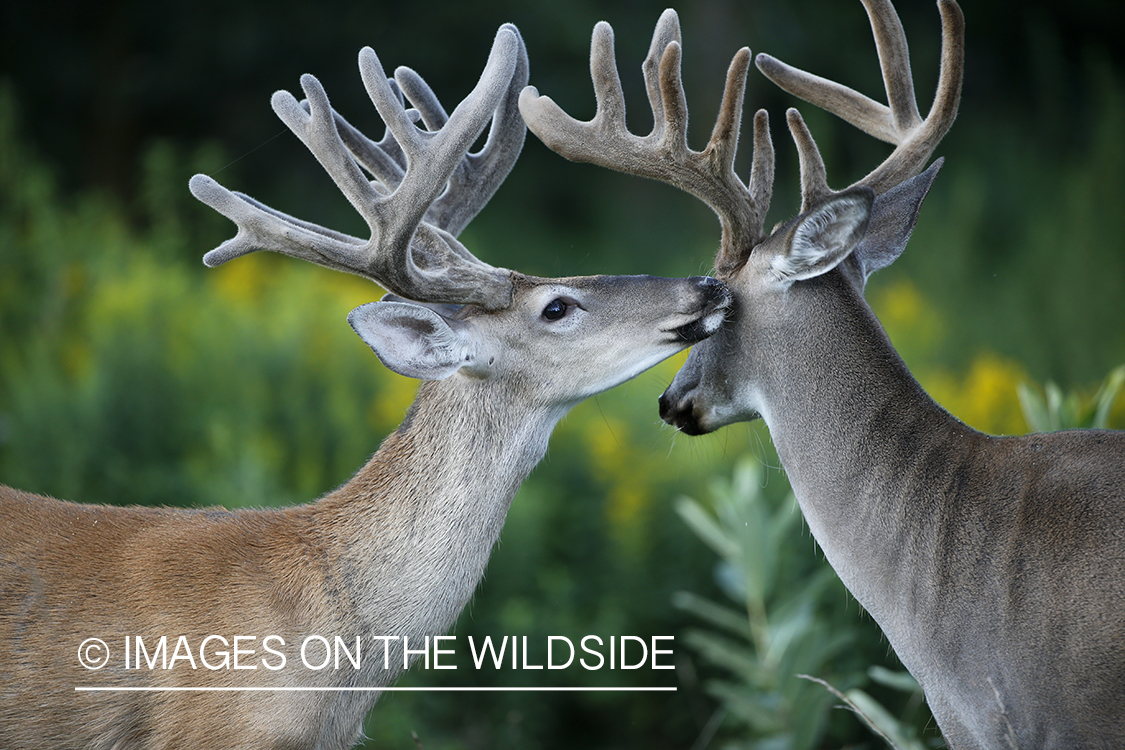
[190,24,529,310]
[519,10,775,275]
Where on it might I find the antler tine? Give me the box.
[427,26,530,238]
[757,0,964,208]
[329,49,528,239]
[519,11,775,270]
[331,78,410,204]
[641,10,683,146]
[783,108,832,212]
[190,25,526,310]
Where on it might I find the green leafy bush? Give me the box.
[673,459,943,749]
[1018,364,1125,432]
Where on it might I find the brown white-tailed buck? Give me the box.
[0,25,730,749]
[521,1,1125,748]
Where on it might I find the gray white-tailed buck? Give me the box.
[521,1,1125,748]
[0,25,730,749]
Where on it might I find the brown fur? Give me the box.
[0,273,729,749]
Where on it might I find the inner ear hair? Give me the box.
[772,189,873,283]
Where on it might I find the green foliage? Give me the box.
[672,460,927,750]
[885,52,1125,387]
[0,121,396,508]
[1018,364,1125,432]
[673,459,949,750]
[803,667,937,750]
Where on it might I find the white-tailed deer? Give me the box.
[521,2,1125,748]
[0,25,730,749]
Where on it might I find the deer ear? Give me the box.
[348,301,472,381]
[771,188,874,284]
[853,159,943,282]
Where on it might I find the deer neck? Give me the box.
[309,375,561,648]
[755,271,979,624]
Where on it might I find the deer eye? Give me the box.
[541,298,569,321]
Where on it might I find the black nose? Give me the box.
[689,276,732,309]
[658,391,707,435]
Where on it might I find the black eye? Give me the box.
[541,298,569,321]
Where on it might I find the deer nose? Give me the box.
[690,276,731,307]
[659,359,709,434]
[658,391,708,435]
[657,390,678,423]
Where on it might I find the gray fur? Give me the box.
[660,192,1125,749]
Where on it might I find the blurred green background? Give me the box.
[1,0,1122,748]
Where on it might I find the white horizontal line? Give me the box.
[75,686,676,693]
